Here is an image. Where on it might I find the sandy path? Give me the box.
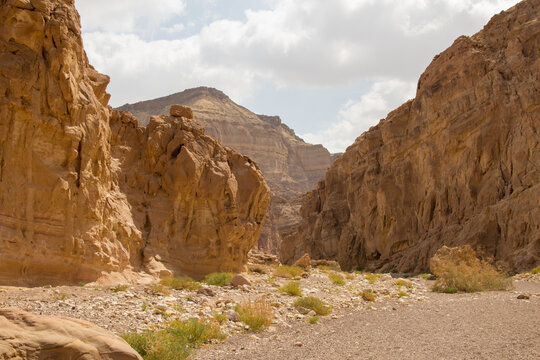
[194,280,540,360]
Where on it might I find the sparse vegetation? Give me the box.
[203,272,234,286]
[530,266,540,274]
[293,296,332,316]
[360,289,376,302]
[160,276,202,291]
[235,298,273,332]
[443,286,458,294]
[345,273,355,280]
[419,273,431,280]
[53,292,69,301]
[278,281,302,296]
[364,273,381,284]
[148,283,170,296]
[123,318,225,360]
[432,258,513,293]
[213,313,227,324]
[309,315,320,324]
[111,285,128,293]
[318,265,341,272]
[394,279,412,288]
[397,291,408,297]
[274,265,304,279]
[328,273,345,286]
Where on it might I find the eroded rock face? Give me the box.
[0,0,269,285]
[281,0,540,273]
[110,110,269,279]
[0,308,142,359]
[117,87,334,253]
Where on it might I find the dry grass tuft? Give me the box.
[235,298,273,332]
[328,273,345,286]
[160,276,201,291]
[203,273,234,286]
[274,265,304,279]
[278,281,302,296]
[359,289,376,302]
[530,266,540,275]
[364,273,381,284]
[293,296,332,316]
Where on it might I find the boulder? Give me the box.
[0,308,142,359]
[170,104,194,119]
[230,274,251,287]
[293,253,311,270]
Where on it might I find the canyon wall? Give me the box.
[281,0,540,273]
[0,0,269,285]
[118,87,334,253]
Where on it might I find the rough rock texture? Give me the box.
[0,308,142,359]
[117,87,334,253]
[430,245,482,276]
[110,110,269,279]
[0,0,269,285]
[281,0,540,273]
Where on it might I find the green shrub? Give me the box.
[328,273,345,286]
[160,276,201,291]
[213,313,227,324]
[278,281,302,296]
[308,315,319,324]
[318,265,341,272]
[111,285,128,292]
[443,286,458,294]
[530,266,540,274]
[394,279,412,288]
[419,273,431,280]
[123,318,225,360]
[203,272,234,286]
[293,297,332,316]
[274,265,304,278]
[397,291,408,297]
[360,290,376,302]
[364,273,381,284]
[235,299,273,332]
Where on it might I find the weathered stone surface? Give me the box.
[110,109,270,279]
[0,0,270,285]
[170,104,194,119]
[293,254,311,270]
[281,0,540,273]
[230,274,251,287]
[0,308,142,359]
[117,87,335,253]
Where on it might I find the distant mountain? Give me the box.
[118,87,335,253]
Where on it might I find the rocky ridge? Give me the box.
[281,0,540,273]
[0,0,269,285]
[118,87,335,254]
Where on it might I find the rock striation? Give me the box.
[281,0,540,273]
[0,0,269,285]
[0,308,142,359]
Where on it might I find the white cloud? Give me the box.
[300,79,417,153]
[77,0,186,34]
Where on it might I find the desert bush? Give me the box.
[397,291,408,297]
[278,281,302,296]
[148,284,170,296]
[394,279,413,288]
[364,273,381,284]
[160,276,201,291]
[419,273,431,280]
[203,272,234,286]
[317,265,341,272]
[274,265,304,279]
[111,285,128,293]
[235,298,273,332]
[328,273,345,286]
[293,296,332,316]
[123,318,225,360]
[309,315,320,324]
[345,273,355,280]
[431,248,513,293]
[213,313,227,324]
[443,286,458,294]
[360,290,376,302]
[530,266,540,274]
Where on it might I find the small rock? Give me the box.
[294,342,303,347]
[226,309,239,322]
[295,306,310,315]
[197,288,216,297]
[517,294,530,300]
[230,274,251,287]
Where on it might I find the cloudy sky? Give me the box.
[77,0,519,153]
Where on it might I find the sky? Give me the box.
[77,0,520,153]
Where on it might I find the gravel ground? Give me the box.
[193,279,540,360]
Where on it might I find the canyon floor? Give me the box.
[1,266,538,360]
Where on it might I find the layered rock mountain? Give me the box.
[0,0,269,285]
[281,0,540,273]
[118,87,335,253]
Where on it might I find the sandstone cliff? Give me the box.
[0,0,269,285]
[281,0,540,273]
[118,87,334,253]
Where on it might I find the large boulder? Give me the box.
[0,308,142,359]
[281,0,540,273]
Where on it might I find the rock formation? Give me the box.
[118,87,334,253]
[0,308,142,359]
[281,0,540,273]
[0,0,269,285]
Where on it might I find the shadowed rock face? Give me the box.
[0,0,269,285]
[281,0,540,273]
[118,87,334,254]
